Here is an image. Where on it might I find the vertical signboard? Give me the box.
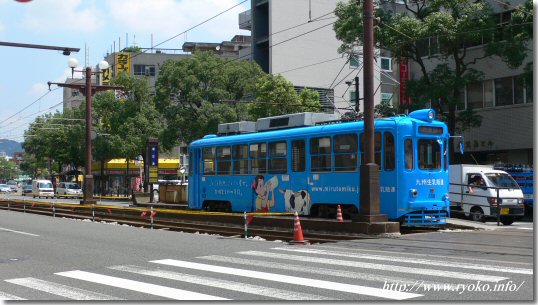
[115,52,131,75]
[147,139,159,183]
[100,67,111,85]
[399,58,410,105]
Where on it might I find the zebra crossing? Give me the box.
[1,245,533,301]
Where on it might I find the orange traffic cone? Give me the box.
[289,211,308,244]
[336,205,344,222]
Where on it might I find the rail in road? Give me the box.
[0,199,414,243]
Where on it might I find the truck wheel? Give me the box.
[501,217,514,226]
[470,207,485,223]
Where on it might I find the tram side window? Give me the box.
[269,141,288,174]
[359,132,381,168]
[249,143,267,174]
[233,144,249,175]
[311,136,332,172]
[203,147,215,175]
[217,146,232,175]
[384,133,395,171]
[404,139,413,170]
[334,134,358,171]
[418,139,441,170]
[292,140,305,172]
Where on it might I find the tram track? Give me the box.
[0,200,401,243]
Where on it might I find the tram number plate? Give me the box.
[428,193,435,198]
[500,208,510,215]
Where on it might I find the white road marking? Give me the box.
[5,277,122,300]
[0,227,39,237]
[0,291,26,300]
[55,270,228,301]
[200,255,461,289]
[316,244,534,266]
[272,247,533,275]
[109,264,332,300]
[151,259,422,300]
[516,227,533,230]
[239,251,508,282]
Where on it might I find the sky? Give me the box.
[0,0,250,142]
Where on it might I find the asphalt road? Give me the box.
[0,208,533,301]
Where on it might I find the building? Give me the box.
[381,0,533,165]
[242,0,386,115]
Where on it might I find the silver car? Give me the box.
[55,182,82,197]
[0,184,11,192]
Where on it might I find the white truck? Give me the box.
[32,179,55,199]
[449,164,524,225]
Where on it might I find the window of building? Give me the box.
[71,90,79,97]
[526,79,533,103]
[292,140,305,172]
[380,57,392,71]
[466,81,484,109]
[359,132,381,167]
[203,147,215,175]
[495,77,513,106]
[133,64,156,76]
[484,80,494,107]
[418,140,441,170]
[311,137,332,172]
[268,141,287,174]
[350,91,357,107]
[217,146,232,175]
[384,132,395,170]
[514,75,525,104]
[233,144,249,175]
[405,139,413,170]
[249,143,267,174]
[334,134,358,171]
[350,54,360,68]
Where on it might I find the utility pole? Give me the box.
[356,0,387,223]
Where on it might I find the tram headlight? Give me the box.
[428,109,435,121]
[410,189,418,198]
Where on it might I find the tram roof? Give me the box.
[191,115,445,147]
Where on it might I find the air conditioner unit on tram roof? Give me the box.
[217,121,256,136]
[256,112,339,132]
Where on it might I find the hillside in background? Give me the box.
[0,139,23,156]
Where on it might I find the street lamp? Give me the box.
[48,59,123,204]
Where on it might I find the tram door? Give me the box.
[289,139,310,215]
[190,148,202,209]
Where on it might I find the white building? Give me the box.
[242,0,388,115]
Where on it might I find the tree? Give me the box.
[334,0,533,158]
[93,73,163,192]
[155,51,264,148]
[248,74,322,120]
[0,158,18,181]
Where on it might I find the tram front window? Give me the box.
[418,139,441,170]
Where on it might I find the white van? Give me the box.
[449,164,524,225]
[32,179,55,199]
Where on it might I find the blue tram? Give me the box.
[188,109,450,226]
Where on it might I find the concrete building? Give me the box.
[385,0,533,165]
[242,0,386,115]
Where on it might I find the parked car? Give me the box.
[0,184,11,193]
[55,182,82,197]
[6,180,18,192]
[21,184,33,196]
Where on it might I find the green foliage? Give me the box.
[248,74,322,120]
[0,158,18,180]
[334,0,532,157]
[155,51,264,148]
